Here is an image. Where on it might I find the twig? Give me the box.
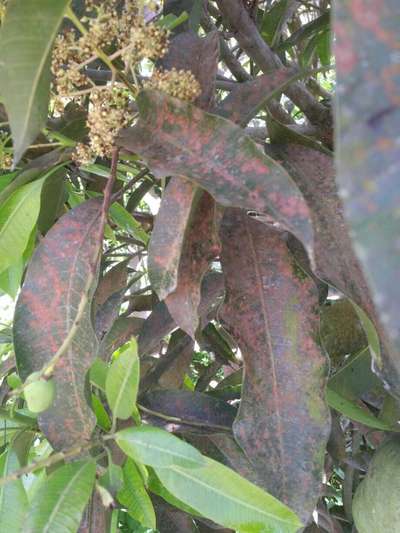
[0,440,101,487]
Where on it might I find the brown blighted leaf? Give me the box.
[267,143,399,394]
[159,30,219,110]
[153,496,198,533]
[216,68,297,127]
[93,261,128,339]
[98,316,143,361]
[14,199,102,449]
[117,90,314,259]
[138,272,224,357]
[335,1,400,386]
[140,389,237,430]
[164,191,220,338]
[220,208,330,523]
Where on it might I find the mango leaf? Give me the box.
[117,458,156,529]
[115,425,205,469]
[148,179,197,300]
[26,460,96,533]
[268,142,399,394]
[261,0,295,48]
[326,389,393,432]
[155,456,302,533]
[277,11,330,52]
[37,168,66,234]
[93,260,128,340]
[335,0,400,394]
[220,208,330,523]
[0,0,70,164]
[91,393,111,431]
[0,177,45,274]
[153,498,198,533]
[14,199,103,449]
[0,448,28,531]
[217,68,304,128]
[141,389,236,430]
[117,90,314,258]
[164,190,219,337]
[109,202,149,244]
[106,339,139,420]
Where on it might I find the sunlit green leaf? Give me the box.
[0,0,70,164]
[27,460,96,533]
[0,448,28,531]
[115,425,205,469]
[106,339,140,420]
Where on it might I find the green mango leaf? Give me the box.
[118,458,156,529]
[0,448,28,531]
[115,426,205,469]
[155,457,302,533]
[91,394,111,431]
[261,0,293,48]
[109,202,149,244]
[326,389,393,431]
[106,339,140,421]
[0,177,45,275]
[27,460,96,533]
[0,0,70,164]
[89,358,108,392]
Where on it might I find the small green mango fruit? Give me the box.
[353,437,400,533]
[24,375,55,413]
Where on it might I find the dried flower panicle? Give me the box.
[145,68,201,102]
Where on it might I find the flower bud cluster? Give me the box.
[145,68,201,102]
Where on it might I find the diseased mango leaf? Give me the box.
[216,68,304,127]
[148,179,198,300]
[220,208,330,523]
[117,90,314,258]
[140,389,237,429]
[27,460,96,533]
[153,498,198,533]
[335,0,400,393]
[164,191,219,338]
[93,260,128,340]
[268,142,400,396]
[0,0,70,164]
[149,28,220,336]
[14,199,103,450]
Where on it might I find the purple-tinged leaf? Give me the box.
[98,317,143,361]
[220,208,330,523]
[269,143,399,395]
[14,199,103,449]
[217,68,298,127]
[164,191,220,338]
[335,0,400,391]
[117,90,314,259]
[141,389,237,430]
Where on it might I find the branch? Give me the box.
[214,0,331,127]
